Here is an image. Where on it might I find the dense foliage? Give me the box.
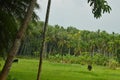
[0,0,39,57]
[17,21,120,67]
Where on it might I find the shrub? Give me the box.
[117,49,120,63]
[108,59,118,70]
[48,53,109,66]
[33,51,39,56]
[93,54,108,65]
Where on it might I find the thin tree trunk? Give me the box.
[68,48,71,55]
[43,42,47,58]
[37,0,51,80]
[0,0,36,80]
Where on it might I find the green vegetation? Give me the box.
[0,59,120,80]
[0,0,112,80]
[16,21,120,66]
[0,0,39,56]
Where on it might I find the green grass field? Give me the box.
[0,59,120,80]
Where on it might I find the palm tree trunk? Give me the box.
[0,0,36,80]
[37,0,51,80]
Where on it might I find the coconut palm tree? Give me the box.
[0,0,37,80]
[37,0,51,80]
[88,0,111,18]
[0,0,39,57]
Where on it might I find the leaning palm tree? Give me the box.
[0,0,39,57]
[0,0,37,80]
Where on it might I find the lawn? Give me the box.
[0,59,120,80]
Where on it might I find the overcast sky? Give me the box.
[36,0,120,33]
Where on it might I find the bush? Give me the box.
[48,53,109,66]
[108,59,118,70]
[92,54,108,65]
[117,49,120,63]
[33,51,39,57]
[49,54,62,63]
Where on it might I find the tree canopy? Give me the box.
[0,0,39,55]
[88,0,111,18]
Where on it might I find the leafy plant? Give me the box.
[108,59,118,70]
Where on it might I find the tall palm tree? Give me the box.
[37,0,51,80]
[0,0,37,80]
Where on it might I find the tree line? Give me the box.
[0,0,112,80]
[18,21,120,63]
